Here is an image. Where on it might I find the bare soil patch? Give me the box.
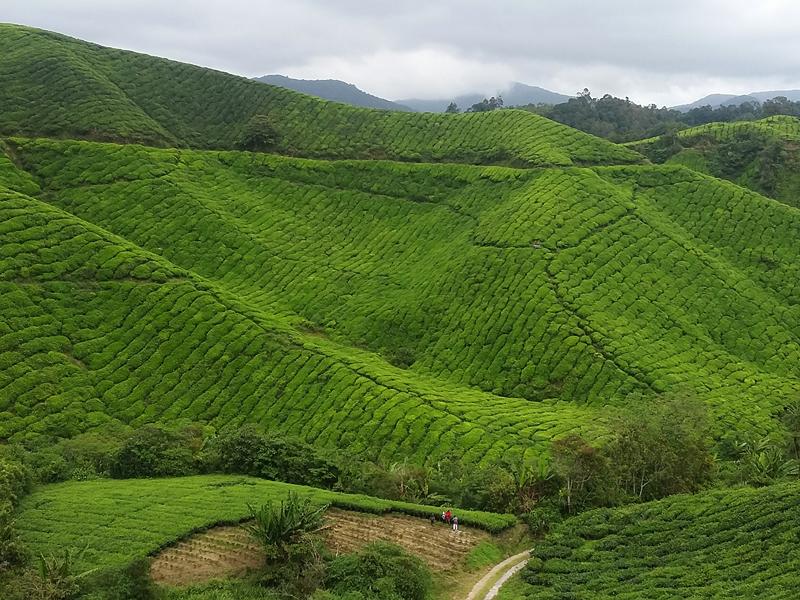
[150,508,490,587]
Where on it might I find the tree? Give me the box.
[205,425,339,488]
[605,395,714,501]
[237,114,279,152]
[468,96,504,113]
[736,437,799,486]
[781,397,800,461]
[444,102,460,114]
[109,426,195,478]
[550,435,607,513]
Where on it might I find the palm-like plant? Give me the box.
[242,492,330,562]
[738,437,799,486]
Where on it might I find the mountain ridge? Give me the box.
[255,74,414,111]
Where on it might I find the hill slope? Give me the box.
[628,116,800,206]
[0,24,640,167]
[3,139,800,457]
[255,74,413,111]
[0,147,611,462]
[518,482,800,598]
[13,475,514,573]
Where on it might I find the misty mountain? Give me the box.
[673,90,800,111]
[399,82,571,113]
[255,74,413,111]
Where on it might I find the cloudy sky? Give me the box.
[4,0,800,106]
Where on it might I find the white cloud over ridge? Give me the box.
[3,0,800,105]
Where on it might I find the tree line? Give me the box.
[445,89,800,143]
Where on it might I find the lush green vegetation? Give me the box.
[523,90,800,143]
[0,24,641,168]
[4,139,800,466]
[4,22,800,599]
[12,475,514,575]
[517,481,800,599]
[628,116,800,206]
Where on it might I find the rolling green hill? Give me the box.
[629,116,800,206]
[0,154,608,463]
[0,24,642,167]
[2,24,800,467]
[3,137,800,462]
[516,482,800,599]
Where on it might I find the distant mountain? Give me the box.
[673,90,800,111]
[399,82,571,113]
[255,74,413,111]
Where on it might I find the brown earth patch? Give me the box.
[150,508,490,587]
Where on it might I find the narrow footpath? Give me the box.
[465,549,531,600]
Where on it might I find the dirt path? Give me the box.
[464,549,531,600]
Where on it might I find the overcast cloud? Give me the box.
[4,0,800,106]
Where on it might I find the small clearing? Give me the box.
[151,508,490,587]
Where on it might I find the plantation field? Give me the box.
[2,139,800,461]
[517,482,800,599]
[14,475,515,574]
[150,508,491,586]
[629,116,800,206]
[633,115,800,147]
[0,24,642,167]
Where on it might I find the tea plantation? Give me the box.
[3,138,800,461]
[0,24,642,167]
[13,475,515,573]
[3,21,800,600]
[629,115,800,206]
[517,481,800,599]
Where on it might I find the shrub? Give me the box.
[243,492,329,593]
[237,115,278,152]
[206,425,338,488]
[109,426,196,478]
[0,457,31,569]
[524,503,562,536]
[324,541,431,600]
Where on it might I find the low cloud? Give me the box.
[4,0,800,105]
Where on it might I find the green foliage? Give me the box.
[0,457,31,568]
[631,115,800,206]
[736,437,799,486]
[523,503,562,537]
[3,138,800,469]
[109,426,197,478]
[604,396,715,501]
[468,96,504,113]
[5,548,96,600]
[465,541,503,571]
[0,25,641,167]
[160,580,278,600]
[13,475,515,575]
[236,115,278,152]
[324,541,432,600]
[522,482,800,598]
[206,425,338,488]
[242,492,328,562]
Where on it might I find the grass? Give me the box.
[465,541,504,571]
[13,475,516,574]
[0,24,642,168]
[517,481,800,599]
